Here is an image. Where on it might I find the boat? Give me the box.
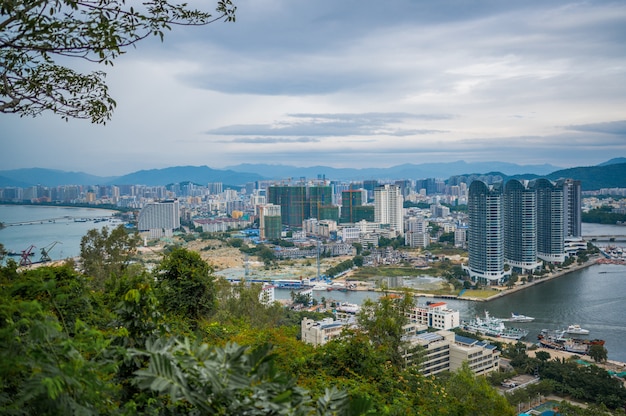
[565,324,590,335]
[311,282,330,291]
[537,329,603,355]
[462,311,529,340]
[508,312,535,322]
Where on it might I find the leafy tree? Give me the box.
[535,350,551,362]
[438,231,454,244]
[133,338,371,415]
[357,291,414,368]
[8,264,98,333]
[588,344,608,363]
[443,362,516,415]
[0,295,117,414]
[213,279,284,329]
[1,1,236,123]
[154,247,217,322]
[79,224,140,287]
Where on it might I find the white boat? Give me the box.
[462,311,529,340]
[565,324,589,335]
[509,312,535,322]
[311,282,330,291]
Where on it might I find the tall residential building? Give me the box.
[308,185,332,220]
[558,178,582,238]
[267,185,307,227]
[374,184,404,236]
[138,199,180,238]
[340,189,365,223]
[531,179,565,263]
[259,204,282,240]
[207,182,223,195]
[466,181,508,283]
[503,180,541,273]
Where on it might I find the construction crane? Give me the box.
[19,245,36,266]
[40,241,62,262]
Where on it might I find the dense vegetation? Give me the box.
[500,342,626,413]
[1,226,622,415]
[582,207,626,225]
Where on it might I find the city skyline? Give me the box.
[3,0,626,176]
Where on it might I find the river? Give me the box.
[2,205,626,362]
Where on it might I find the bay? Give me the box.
[0,205,120,262]
[278,264,626,363]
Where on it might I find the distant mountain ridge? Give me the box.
[109,166,263,186]
[1,159,625,190]
[226,161,561,180]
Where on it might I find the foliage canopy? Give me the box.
[0,0,236,123]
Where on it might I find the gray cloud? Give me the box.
[2,0,626,175]
[206,112,450,137]
[565,120,626,136]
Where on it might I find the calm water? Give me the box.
[279,265,626,362]
[0,205,119,261]
[3,205,626,362]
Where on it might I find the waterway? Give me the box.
[0,205,120,261]
[277,261,626,362]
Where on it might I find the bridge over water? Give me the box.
[585,235,626,242]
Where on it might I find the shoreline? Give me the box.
[337,255,605,303]
[465,256,602,302]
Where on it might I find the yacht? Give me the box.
[565,324,590,335]
[509,312,535,322]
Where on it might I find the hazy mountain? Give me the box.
[106,166,264,186]
[0,175,32,188]
[226,160,562,180]
[545,163,626,191]
[0,168,115,187]
[598,157,626,166]
[2,159,625,190]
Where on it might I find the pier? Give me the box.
[2,216,112,227]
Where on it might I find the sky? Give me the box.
[3,0,626,176]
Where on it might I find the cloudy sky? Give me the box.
[3,0,626,176]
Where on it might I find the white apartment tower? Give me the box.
[374,184,404,236]
[138,199,180,239]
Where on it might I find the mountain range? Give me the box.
[1,158,625,191]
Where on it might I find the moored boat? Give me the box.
[537,329,604,355]
[565,324,590,335]
[462,311,528,340]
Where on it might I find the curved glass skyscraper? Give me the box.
[466,181,508,283]
[503,179,541,273]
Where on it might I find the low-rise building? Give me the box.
[450,335,500,376]
[301,317,347,347]
[406,302,460,330]
[403,330,500,376]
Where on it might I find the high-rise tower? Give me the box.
[259,204,282,240]
[531,179,565,263]
[374,184,404,236]
[466,181,508,283]
[503,180,541,273]
[558,178,582,238]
